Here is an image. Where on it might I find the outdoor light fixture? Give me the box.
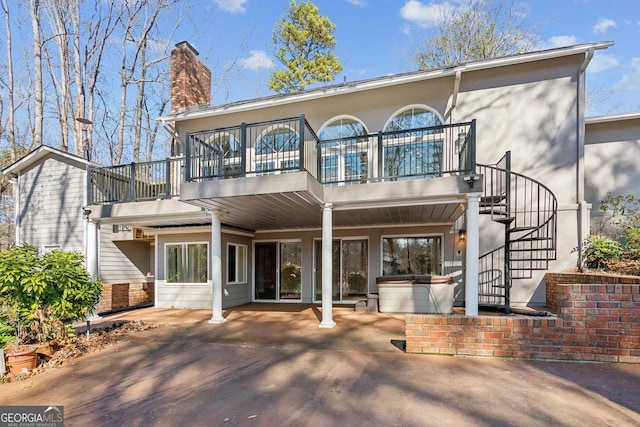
[459,229,466,242]
[463,174,479,188]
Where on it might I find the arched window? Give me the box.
[207,133,241,178]
[255,125,299,174]
[383,106,444,179]
[190,130,241,180]
[318,116,369,184]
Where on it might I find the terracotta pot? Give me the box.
[5,347,37,373]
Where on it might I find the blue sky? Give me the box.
[179,0,639,116]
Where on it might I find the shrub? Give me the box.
[0,244,102,345]
[621,227,640,259]
[583,235,623,270]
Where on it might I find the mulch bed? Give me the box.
[2,320,160,383]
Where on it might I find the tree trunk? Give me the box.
[29,0,43,148]
[1,0,17,161]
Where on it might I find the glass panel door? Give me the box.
[342,240,368,300]
[314,240,340,301]
[255,242,277,300]
[314,239,368,302]
[280,242,301,300]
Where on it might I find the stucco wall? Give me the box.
[585,116,640,231]
[173,54,587,307]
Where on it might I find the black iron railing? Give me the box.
[88,157,184,204]
[317,121,475,185]
[88,117,476,203]
[477,151,558,312]
[185,115,319,182]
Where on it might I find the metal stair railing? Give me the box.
[476,151,558,312]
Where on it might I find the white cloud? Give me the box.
[346,0,367,6]
[213,0,247,14]
[239,51,273,71]
[400,0,449,28]
[589,53,619,74]
[544,35,579,49]
[615,57,640,91]
[593,18,617,34]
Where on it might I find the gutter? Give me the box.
[160,41,614,123]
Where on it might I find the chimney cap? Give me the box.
[174,41,199,56]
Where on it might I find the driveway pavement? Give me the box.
[1,304,640,426]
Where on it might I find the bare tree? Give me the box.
[1,0,17,161]
[29,0,43,147]
[412,0,540,70]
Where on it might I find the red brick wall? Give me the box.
[406,273,640,363]
[98,282,154,314]
[170,41,211,114]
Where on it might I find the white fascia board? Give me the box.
[3,145,91,176]
[586,112,640,124]
[161,41,614,123]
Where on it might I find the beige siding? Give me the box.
[17,155,85,252]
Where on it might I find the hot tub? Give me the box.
[376,275,455,314]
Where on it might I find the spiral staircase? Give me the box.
[476,151,558,313]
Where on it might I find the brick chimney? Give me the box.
[170,41,211,114]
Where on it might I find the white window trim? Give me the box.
[227,242,248,285]
[164,241,210,286]
[380,233,444,276]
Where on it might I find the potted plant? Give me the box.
[0,244,102,374]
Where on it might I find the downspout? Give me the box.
[11,173,20,246]
[576,48,594,270]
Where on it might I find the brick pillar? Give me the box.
[170,41,211,114]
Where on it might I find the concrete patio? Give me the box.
[1,304,639,426]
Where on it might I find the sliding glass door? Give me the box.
[314,239,368,302]
[254,241,301,301]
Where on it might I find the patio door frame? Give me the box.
[313,236,369,303]
[253,239,302,302]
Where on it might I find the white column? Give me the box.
[86,219,100,319]
[86,220,99,279]
[464,192,482,316]
[209,210,226,324]
[319,203,336,328]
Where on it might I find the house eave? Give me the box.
[586,112,640,125]
[3,145,91,176]
[160,41,614,123]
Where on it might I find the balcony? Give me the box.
[88,116,475,205]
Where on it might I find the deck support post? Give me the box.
[320,203,336,328]
[85,218,101,319]
[465,192,482,316]
[209,209,227,324]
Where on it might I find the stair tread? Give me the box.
[509,226,538,231]
[478,293,505,297]
[480,195,507,204]
[495,217,515,224]
[511,237,553,243]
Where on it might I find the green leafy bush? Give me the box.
[0,244,102,345]
[583,235,623,270]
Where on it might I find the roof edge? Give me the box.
[160,41,614,123]
[586,111,640,125]
[3,145,91,176]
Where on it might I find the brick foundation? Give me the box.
[98,282,154,314]
[406,273,640,363]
